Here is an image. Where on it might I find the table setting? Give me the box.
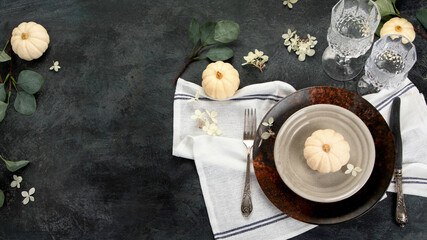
[1,0,427,239]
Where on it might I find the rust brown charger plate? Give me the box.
[253,86,395,225]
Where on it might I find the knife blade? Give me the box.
[390,97,408,227]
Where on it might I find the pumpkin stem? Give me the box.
[395,25,402,32]
[216,71,223,79]
[21,33,29,40]
[322,144,331,153]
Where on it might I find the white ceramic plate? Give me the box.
[273,104,375,203]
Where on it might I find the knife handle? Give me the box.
[395,169,408,227]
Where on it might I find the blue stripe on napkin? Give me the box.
[391,177,427,185]
[174,93,283,102]
[213,213,289,239]
[375,83,415,111]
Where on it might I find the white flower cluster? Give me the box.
[282,29,318,61]
[191,109,222,136]
[283,0,298,9]
[242,49,269,72]
[10,175,36,205]
[345,164,362,176]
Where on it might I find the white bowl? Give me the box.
[274,104,375,203]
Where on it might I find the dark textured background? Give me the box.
[0,0,426,239]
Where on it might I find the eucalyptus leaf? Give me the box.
[0,101,8,122]
[214,20,240,43]
[0,83,6,102]
[200,22,217,46]
[2,159,30,172]
[0,51,10,62]
[17,70,45,94]
[14,91,36,115]
[206,45,234,61]
[0,189,4,208]
[375,0,397,17]
[417,9,427,30]
[189,18,200,45]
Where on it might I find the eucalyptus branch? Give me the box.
[172,19,240,84]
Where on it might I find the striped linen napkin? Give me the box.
[173,78,427,240]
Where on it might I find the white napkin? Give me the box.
[173,78,316,240]
[173,78,427,239]
[363,79,427,198]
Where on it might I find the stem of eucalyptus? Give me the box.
[173,45,205,84]
[414,26,427,40]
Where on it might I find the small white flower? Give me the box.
[206,110,218,123]
[10,175,23,188]
[191,109,205,120]
[187,91,200,103]
[242,49,269,71]
[49,61,61,72]
[203,122,222,136]
[283,0,298,9]
[345,164,362,176]
[262,117,274,127]
[21,187,35,205]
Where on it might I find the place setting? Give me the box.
[171,0,427,239]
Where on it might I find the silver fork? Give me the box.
[241,108,256,217]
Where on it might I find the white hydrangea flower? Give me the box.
[283,0,298,9]
[49,61,61,72]
[10,175,23,188]
[187,91,200,103]
[345,164,362,176]
[191,109,205,120]
[242,49,269,71]
[203,122,222,136]
[22,187,35,205]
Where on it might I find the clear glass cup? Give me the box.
[357,34,417,95]
[322,0,381,81]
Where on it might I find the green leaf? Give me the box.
[214,20,240,43]
[14,91,36,115]
[0,83,6,102]
[375,0,397,17]
[417,9,427,30]
[189,18,200,45]
[200,22,217,46]
[17,70,45,94]
[0,189,4,208]
[2,159,30,172]
[0,51,10,62]
[0,101,8,122]
[206,45,234,61]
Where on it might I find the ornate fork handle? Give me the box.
[241,147,253,217]
[395,169,408,227]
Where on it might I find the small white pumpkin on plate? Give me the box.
[303,129,350,173]
[202,61,240,100]
[11,22,50,61]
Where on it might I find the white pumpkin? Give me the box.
[303,129,350,173]
[11,22,50,61]
[380,17,415,43]
[202,61,240,99]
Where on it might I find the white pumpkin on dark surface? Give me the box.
[11,22,50,61]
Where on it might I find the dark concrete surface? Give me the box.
[0,0,426,239]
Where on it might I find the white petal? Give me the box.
[345,169,351,174]
[11,181,17,187]
[29,187,35,195]
[13,175,18,180]
[347,164,354,170]
[17,183,20,189]
[29,196,34,202]
[268,117,274,124]
[21,191,29,197]
[354,167,362,172]
[352,170,357,176]
[49,66,54,70]
[210,111,218,118]
[261,132,271,139]
[262,122,269,126]
[23,197,29,205]
[17,176,22,182]
[298,54,306,61]
[307,49,315,56]
[54,61,59,65]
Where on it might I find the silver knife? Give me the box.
[390,97,408,227]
